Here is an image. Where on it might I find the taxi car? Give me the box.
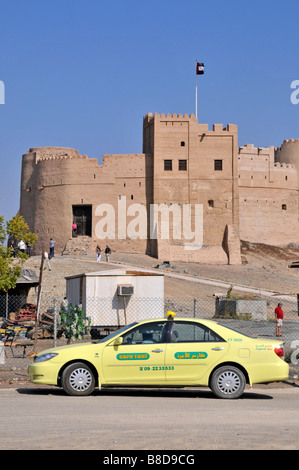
[28,312,289,399]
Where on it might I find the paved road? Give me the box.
[1,385,299,450]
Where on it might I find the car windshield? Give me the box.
[96,322,138,343]
[217,323,255,338]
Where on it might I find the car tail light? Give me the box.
[274,345,284,359]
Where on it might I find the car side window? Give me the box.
[171,322,224,343]
[122,322,168,345]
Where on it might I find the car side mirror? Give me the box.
[113,337,123,346]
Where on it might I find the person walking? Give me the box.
[43,251,52,271]
[96,245,101,262]
[275,302,284,337]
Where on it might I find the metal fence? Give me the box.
[0,294,299,378]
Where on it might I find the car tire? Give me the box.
[61,362,96,396]
[210,365,246,399]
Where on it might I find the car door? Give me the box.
[102,321,170,385]
[165,320,229,384]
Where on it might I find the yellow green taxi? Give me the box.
[28,312,289,399]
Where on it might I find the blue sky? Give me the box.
[0,0,298,222]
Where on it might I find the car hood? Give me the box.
[35,341,97,356]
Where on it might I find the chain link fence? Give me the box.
[0,294,299,378]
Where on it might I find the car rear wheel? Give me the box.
[61,362,95,396]
[210,365,246,399]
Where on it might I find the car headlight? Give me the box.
[34,353,58,363]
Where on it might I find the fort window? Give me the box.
[131,195,134,200]
[164,159,173,171]
[180,141,185,147]
[282,204,287,210]
[179,160,187,171]
[208,200,214,207]
[124,182,126,187]
[139,182,141,187]
[214,159,223,171]
[285,176,288,181]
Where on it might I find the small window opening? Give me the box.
[164,160,173,171]
[214,159,223,171]
[179,160,187,171]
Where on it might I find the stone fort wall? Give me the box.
[19,115,299,264]
[238,144,299,246]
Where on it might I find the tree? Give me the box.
[58,303,91,344]
[0,214,37,292]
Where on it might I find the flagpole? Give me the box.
[195,73,198,119]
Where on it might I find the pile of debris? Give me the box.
[0,303,60,339]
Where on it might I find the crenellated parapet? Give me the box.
[143,112,237,133]
[27,147,81,162]
[275,139,299,173]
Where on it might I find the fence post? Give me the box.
[53,298,57,348]
[193,298,197,318]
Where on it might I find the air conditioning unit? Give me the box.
[117,285,134,296]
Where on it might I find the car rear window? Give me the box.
[217,323,255,339]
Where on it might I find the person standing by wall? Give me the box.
[72,221,77,237]
[49,238,55,259]
[275,302,284,337]
[105,245,111,262]
[18,239,26,253]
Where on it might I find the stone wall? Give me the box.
[238,144,299,246]
[19,115,299,264]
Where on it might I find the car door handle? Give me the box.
[211,347,224,351]
[152,349,164,353]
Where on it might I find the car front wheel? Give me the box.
[61,362,96,396]
[210,365,246,399]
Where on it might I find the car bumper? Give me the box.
[28,361,60,386]
[247,361,289,385]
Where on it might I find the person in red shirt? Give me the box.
[275,302,284,337]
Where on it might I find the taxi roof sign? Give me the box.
[166,311,176,319]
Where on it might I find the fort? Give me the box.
[19,113,299,265]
